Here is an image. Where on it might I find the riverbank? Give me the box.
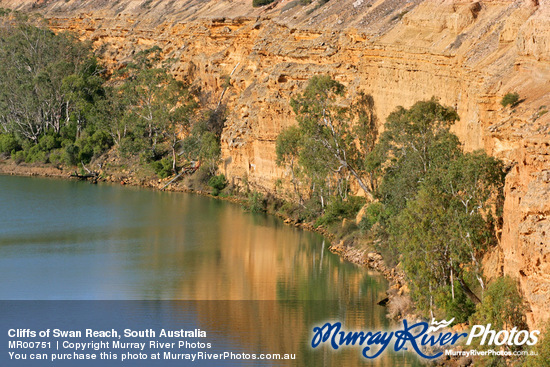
[0,157,413,320]
[0,160,67,178]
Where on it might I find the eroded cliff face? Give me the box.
[2,0,549,328]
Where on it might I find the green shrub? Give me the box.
[62,143,79,166]
[90,130,113,155]
[470,276,526,329]
[358,202,384,232]
[38,134,60,151]
[252,0,275,7]
[11,150,26,164]
[34,151,48,163]
[208,174,228,196]
[335,220,359,241]
[277,200,297,218]
[469,276,527,365]
[150,157,173,179]
[501,92,520,108]
[25,144,47,163]
[48,149,64,165]
[315,196,366,227]
[139,150,155,164]
[437,285,476,324]
[246,191,267,213]
[0,133,19,154]
[265,192,284,213]
[60,123,77,142]
[71,130,113,164]
[277,199,318,222]
[298,198,323,222]
[75,137,94,163]
[119,136,147,158]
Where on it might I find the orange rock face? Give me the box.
[3,0,549,327]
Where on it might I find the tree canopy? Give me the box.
[0,12,103,142]
[372,98,505,320]
[0,12,221,181]
[276,75,378,222]
[276,84,507,321]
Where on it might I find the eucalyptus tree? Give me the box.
[373,98,505,319]
[0,13,101,142]
[277,75,378,210]
[276,125,304,204]
[116,46,197,173]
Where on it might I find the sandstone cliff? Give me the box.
[2,0,549,328]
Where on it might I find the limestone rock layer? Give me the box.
[2,0,549,327]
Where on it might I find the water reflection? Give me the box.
[0,175,419,365]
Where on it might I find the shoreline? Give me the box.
[0,158,409,319]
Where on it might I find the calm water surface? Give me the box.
[0,175,419,366]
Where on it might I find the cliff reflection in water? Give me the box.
[107,186,404,364]
[0,175,417,365]
[171,200,409,365]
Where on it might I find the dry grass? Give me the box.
[387,294,413,320]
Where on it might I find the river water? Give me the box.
[0,175,419,366]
